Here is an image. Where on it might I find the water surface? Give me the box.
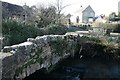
[24,56,120,80]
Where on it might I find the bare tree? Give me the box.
[54,0,71,23]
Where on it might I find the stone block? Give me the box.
[30,64,36,74]
[26,66,30,76]
[27,38,35,43]
[2,46,12,52]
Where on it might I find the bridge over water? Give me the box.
[0,34,80,80]
[0,32,120,80]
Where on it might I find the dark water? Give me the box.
[24,56,120,80]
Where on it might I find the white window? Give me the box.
[89,18,93,22]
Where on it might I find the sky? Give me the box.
[1,0,120,22]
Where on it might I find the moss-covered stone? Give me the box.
[49,38,69,56]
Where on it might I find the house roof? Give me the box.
[94,14,105,21]
[82,5,95,13]
[64,14,72,18]
[75,5,95,15]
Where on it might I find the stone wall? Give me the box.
[0,37,9,51]
[0,37,3,50]
[1,33,119,80]
[1,34,79,80]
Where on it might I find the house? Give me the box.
[94,15,107,23]
[61,14,72,27]
[2,1,24,19]
[118,1,120,13]
[64,14,72,24]
[82,5,95,23]
[74,5,95,23]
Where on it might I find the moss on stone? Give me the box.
[36,48,43,55]
[49,38,69,56]
[15,67,24,77]
[30,48,36,53]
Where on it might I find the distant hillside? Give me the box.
[2,1,24,19]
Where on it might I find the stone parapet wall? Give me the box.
[1,33,119,80]
[0,37,3,50]
[0,37,9,51]
[1,34,79,80]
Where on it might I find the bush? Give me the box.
[93,23,120,33]
[2,20,67,46]
[2,20,42,45]
[45,24,67,35]
[113,24,120,33]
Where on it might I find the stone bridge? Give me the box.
[0,33,119,80]
[0,34,80,80]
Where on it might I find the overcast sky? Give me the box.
[1,0,120,17]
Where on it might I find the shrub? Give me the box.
[2,20,67,46]
[45,24,68,35]
[113,24,120,33]
[93,23,120,33]
[2,20,41,45]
